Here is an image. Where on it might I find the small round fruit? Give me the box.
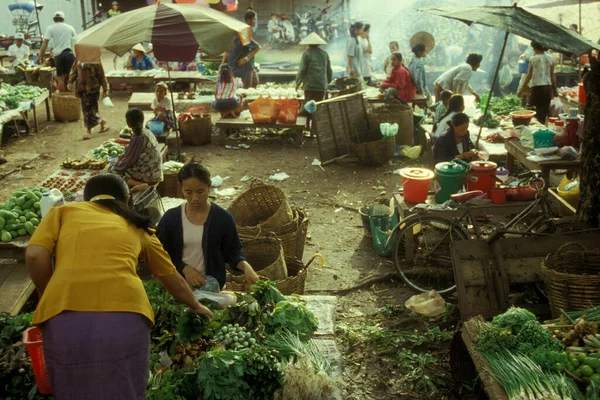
[242,341,248,347]
[578,353,588,363]
[249,338,256,345]
[582,365,594,377]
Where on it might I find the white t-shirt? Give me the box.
[435,63,474,95]
[434,111,457,138]
[457,143,464,154]
[181,204,206,275]
[44,23,76,56]
[528,53,553,87]
[7,44,30,66]
[151,96,173,112]
[358,37,372,77]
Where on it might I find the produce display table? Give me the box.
[0,90,51,140]
[153,71,215,91]
[392,191,533,220]
[25,89,51,133]
[128,92,214,112]
[559,94,585,115]
[107,71,215,92]
[215,116,307,147]
[0,244,31,316]
[504,138,581,187]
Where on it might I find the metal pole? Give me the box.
[167,67,182,161]
[33,0,43,42]
[476,30,509,149]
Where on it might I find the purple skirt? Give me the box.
[40,311,150,400]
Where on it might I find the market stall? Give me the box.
[0,85,50,138]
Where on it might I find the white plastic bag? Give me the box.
[103,96,114,107]
[549,97,564,118]
[499,64,513,88]
[404,290,446,317]
[193,290,237,309]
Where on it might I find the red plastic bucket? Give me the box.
[466,161,498,195]
[23,327,52,395]
[489,187,507,204]
[579,83,586,105]
[400,168,434,203]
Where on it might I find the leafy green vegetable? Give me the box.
[474,113,500,128]
[266,300,318,340]
[250,280,285,308]
[480,93,523,115]
[492,307,536,334]
[0,83,44,110]
[176,312,218,344]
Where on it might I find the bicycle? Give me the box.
[391,170,592,294]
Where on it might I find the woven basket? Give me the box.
[228,180,294,229]
[52,92,81,122]
[368,101,413,146]
[159,172,182,198]
[226,257,311,295]
[542,242,600,318]
[179,114,212,146]
[354,135,395,165]
[242,236,288,281]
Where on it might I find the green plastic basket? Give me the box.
[369,213,399,257]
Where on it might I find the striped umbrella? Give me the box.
[75,3,252,62]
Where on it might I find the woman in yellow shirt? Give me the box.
[25,173,212,400]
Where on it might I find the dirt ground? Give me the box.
[0,79,465,398]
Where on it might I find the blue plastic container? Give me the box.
[148,120,165,135]
[533,129,555,149]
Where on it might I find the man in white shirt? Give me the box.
[434,53,483,103]
[7,33,30,68]
[39,11,77,91]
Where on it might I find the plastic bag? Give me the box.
[193,289,237,309]
[549,97,564,118]
[103,96,114,107]
[304,100,317,114]
[276,98,299,124]
[400,145,422,159]
[404,290,446,317]
[499,64,513,88]
[379,122,399,137]
[248,95,280,124]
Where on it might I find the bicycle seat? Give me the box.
[450,190,484,203]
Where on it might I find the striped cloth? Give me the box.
[215,78,242,100]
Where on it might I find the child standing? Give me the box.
[212,64,245,118]
[114,108,163,193]
[151,82,175,132]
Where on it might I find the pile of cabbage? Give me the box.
[0,83,44,110]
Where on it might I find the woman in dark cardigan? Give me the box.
[432,112,478,165]
[157,162,259,291]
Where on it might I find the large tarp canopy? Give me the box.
[421,5,600,55]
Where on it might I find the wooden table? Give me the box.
[0,50,9,67]
[27,90,51,133]
[215,116,307,147]
[0,244,32,316]
[153,71,215,91]
[128,92,214,112]
[504,138,580,186]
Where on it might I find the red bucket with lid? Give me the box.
[466,161,498,195]
[400,168,434,203]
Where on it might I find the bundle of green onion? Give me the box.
[483,349,583,400]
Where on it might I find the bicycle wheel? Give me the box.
[393,215,469,294]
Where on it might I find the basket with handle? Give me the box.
[368,100,413,146]
[52,92,81,122]
[178,106,212,145]
[241,236,288,281]
[226,254,324,294]
[542,242,600,318]
[354,134,395,165]
[228,179,294,229]
[23,327,52,395]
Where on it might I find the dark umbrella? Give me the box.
[421,4,600,146]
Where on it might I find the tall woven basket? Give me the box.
[52,92,81,122]
[242,236,288,281]
[542,243,600,318]
[228,180,294,229]
[159,172,182,198]
[179,114,212,145]
[368,101,413,146]
[354,135,395,165]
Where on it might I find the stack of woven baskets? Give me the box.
[226,180,310,294]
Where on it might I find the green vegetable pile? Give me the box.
[145,279,322,400]
[475,307,600,399]
[91,142,125,161]
[0,187,45,242]
[474,112,501,128]
[480,93,523,115]
[0,83,44,110]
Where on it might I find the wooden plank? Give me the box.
[215,116,307,129]
[0,264,17,287]
[548,188,577,215]
[0,264,35,316]
[462,318,509,400]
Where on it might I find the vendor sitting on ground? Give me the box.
[158,162,260,292]
[431,90,453,125]
[433,94,465,139]
[378,52,416,103]
[151,82,175,131]
[114,108,162,193]
[212,64,245,118]
[127,43,154,71]
[7,33,30,68]
[432,112,477,165]
[433,53,482,103]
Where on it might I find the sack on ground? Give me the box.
[404,290,446,317]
